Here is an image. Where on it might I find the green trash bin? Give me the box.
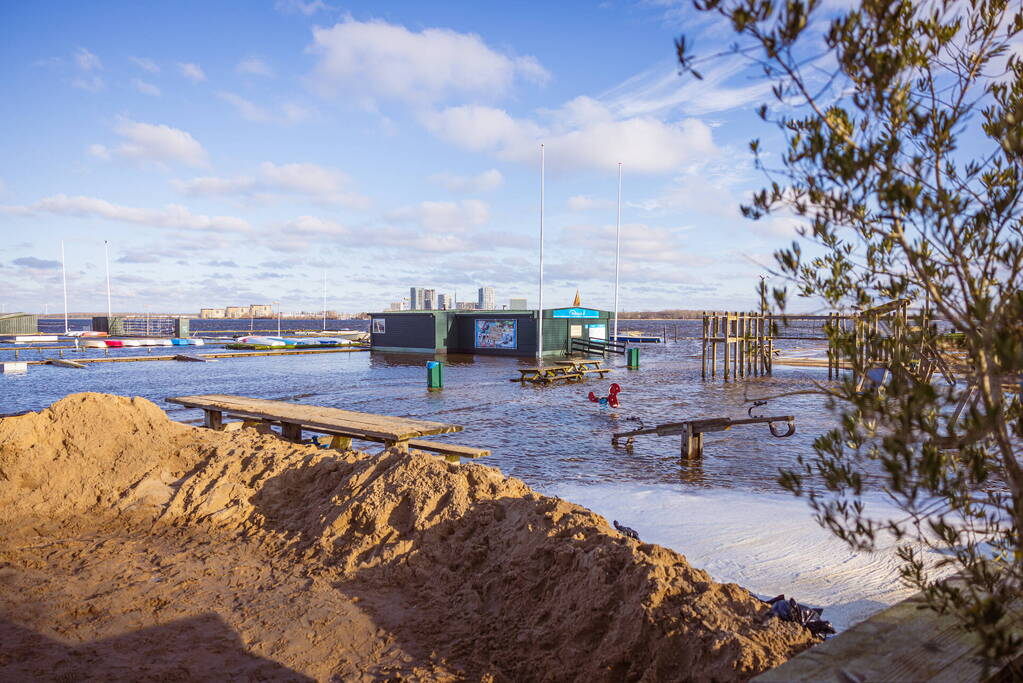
[427,361,444,389]
[627,347,640,368]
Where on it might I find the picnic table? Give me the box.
[511,359,611,384]
[511,365,583,384]
[166,394,488,460]
[556,359,611,377]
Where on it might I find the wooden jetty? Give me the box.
[29,347,368,366]
[613,414,795,459]
[166,394,488,461]
[754,590,1021,682]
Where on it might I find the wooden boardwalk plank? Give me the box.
[167,394,459,442]
[754,592,1016,682]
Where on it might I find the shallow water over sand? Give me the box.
[4,318,849,494]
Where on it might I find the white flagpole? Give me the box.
[322,270,327,331]
[613,162,622,341]
[60,240,69,334]
[104,240,112,319]
[537,143,545,361]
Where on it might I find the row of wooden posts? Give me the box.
[701,302,911,382]
[701,312,774,380]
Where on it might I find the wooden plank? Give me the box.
[48,359,86,369]
[408,439,490,458]
[753,592,1019,682]
[167,394,459,441]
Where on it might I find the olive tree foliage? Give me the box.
[678,0,1023,663]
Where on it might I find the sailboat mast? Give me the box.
[60,240,69,334]
[613,163,622,341]
[322,271,327,331]
[104,240,112,319]
[537,143,545,361]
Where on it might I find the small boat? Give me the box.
[236,336,288,347]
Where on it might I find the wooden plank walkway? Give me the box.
[753,591,1021,682]
[165,394,486,459]
[29,347,368,365]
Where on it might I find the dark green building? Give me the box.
[369,307,612,357]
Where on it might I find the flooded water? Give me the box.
[4,318,850,495]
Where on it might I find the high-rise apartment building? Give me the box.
[437,293,452,310]
[478,286,496,310]
[423,289,437,310]
[409,287,426,310]
[509,298,528,310]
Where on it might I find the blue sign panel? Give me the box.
[552,307,600,319]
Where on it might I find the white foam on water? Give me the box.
[544,482,947,632]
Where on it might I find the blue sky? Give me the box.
[0,0,804,314]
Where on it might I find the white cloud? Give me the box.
[567,195,616,211]
[429,169,503,193]
[87,143,111,161]
[178,62,206,82]
[1,194,250,233]
[600,58,774,118]
[96,120,209,168]
[131,78,161,96]
[307,18,549,105]
[72,75,104,92]
[219,92,272,122]
[74,48,101,72]
[130,56,160,73]
[283,216,347,236]
[384,199,489,233]
[423,97,717,173]
[219,92,312,125]
[175,161,369,208]
[274,0,331,14]
[237,57,274,77]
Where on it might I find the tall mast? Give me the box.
[104,240,112,319]
[613,162,622,341]
[60,240,69,334]
[322,270,327,331]
[537,143,545,361]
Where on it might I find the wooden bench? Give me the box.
[511,366,584,384]
[166,394,488,461]
[556,359,611,377]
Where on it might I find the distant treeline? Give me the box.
[618,310,723,320]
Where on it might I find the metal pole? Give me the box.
[60,240,69,334]
[613,162,622,342]
[537,143,544,361]
[104,240,112,318]
[322,270,327,331]
[276,301,281,337]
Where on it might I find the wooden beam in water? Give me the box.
[26,347,368,365]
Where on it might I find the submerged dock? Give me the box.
[32,347,368,366]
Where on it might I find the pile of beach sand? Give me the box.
[0,393,814,680]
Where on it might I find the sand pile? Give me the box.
[0,393,813,680]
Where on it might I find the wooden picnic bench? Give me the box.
[166,394,489,461]
[556,359,611,378]
[511,365,583,384]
